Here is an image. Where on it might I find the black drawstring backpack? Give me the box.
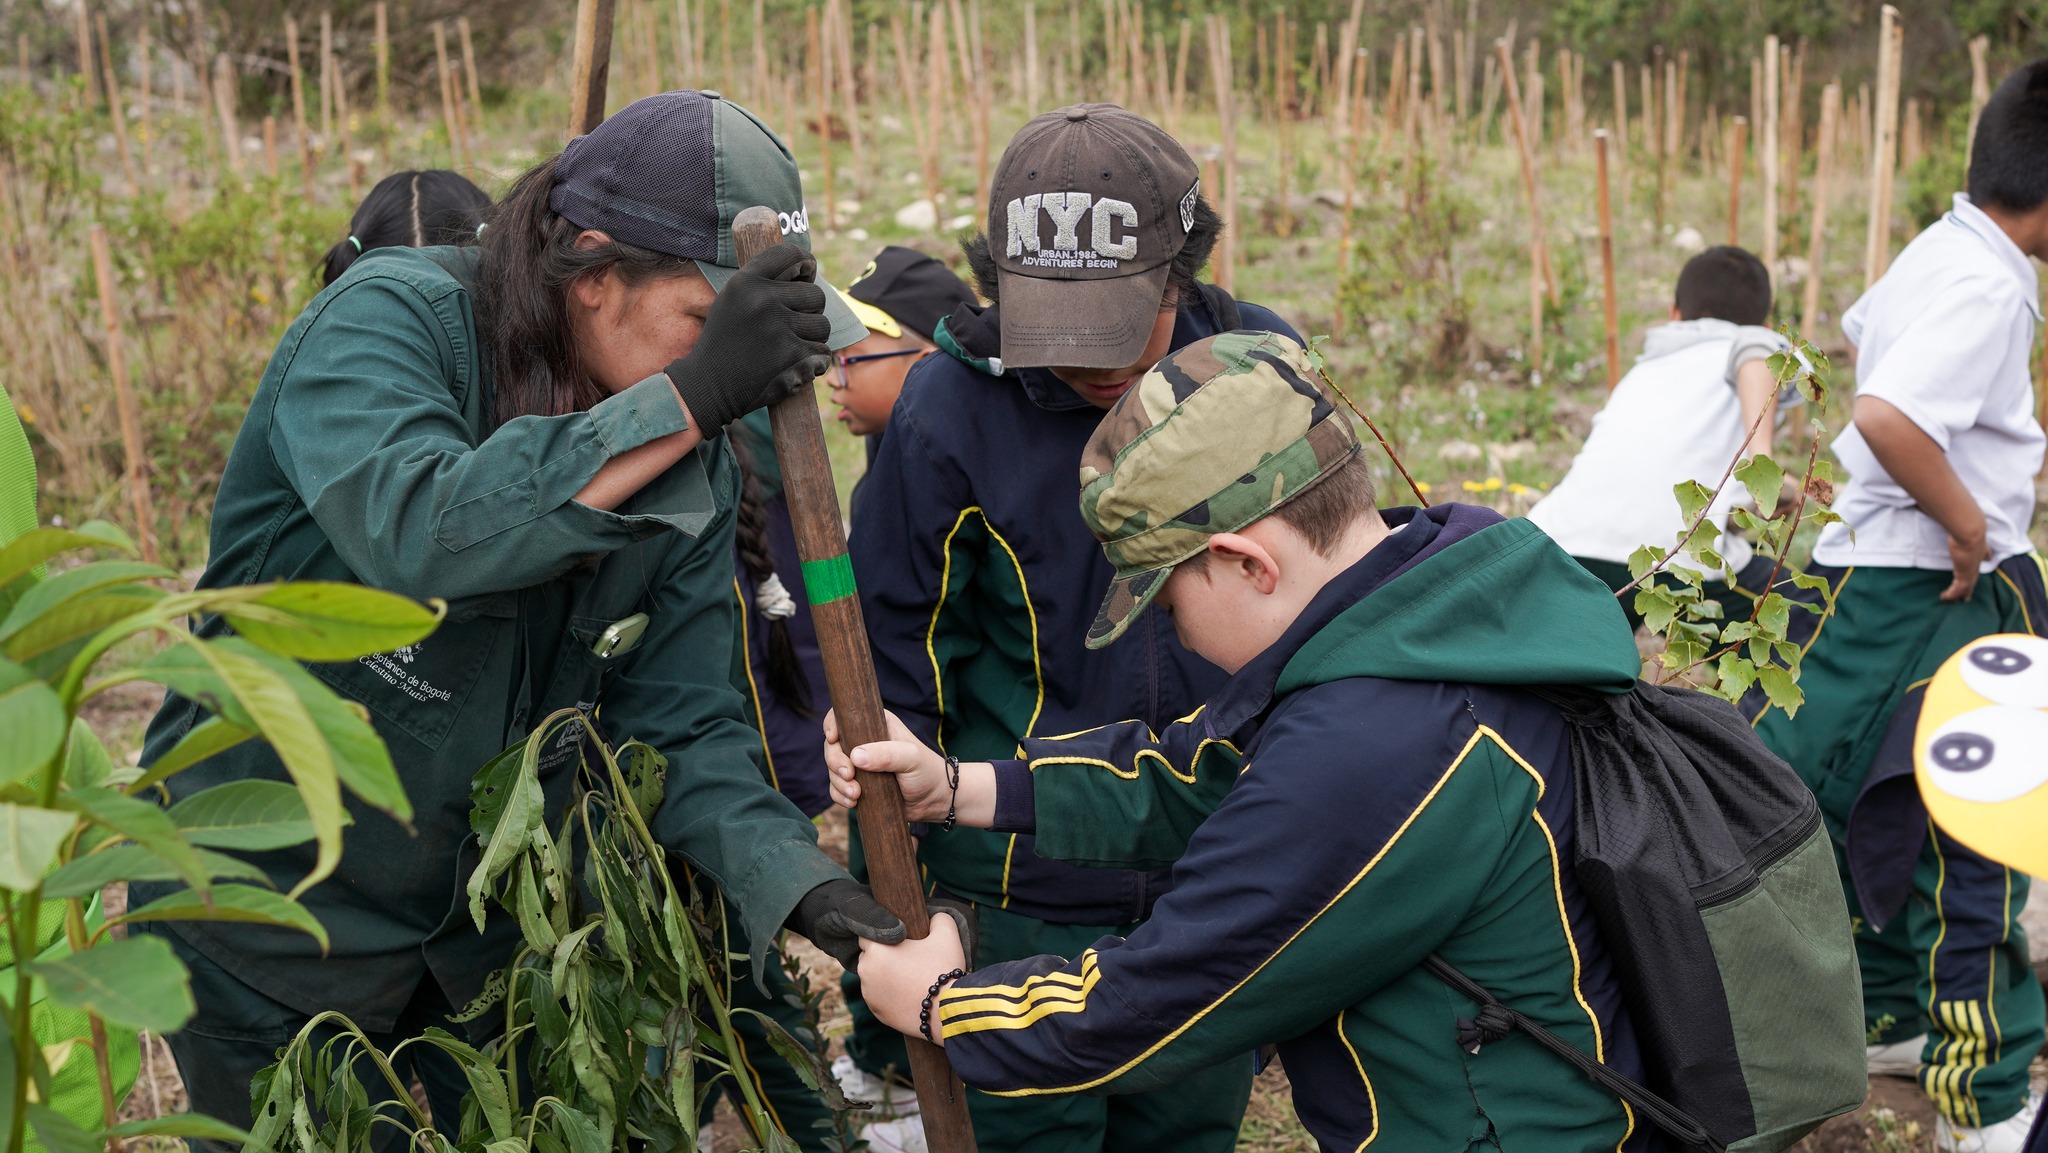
[1427,682,1867,1153]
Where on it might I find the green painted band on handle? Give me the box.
[801,553,859,606]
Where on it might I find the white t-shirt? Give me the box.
[1527,319,1790,580]
[1813,194,2045,570]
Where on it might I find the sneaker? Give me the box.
[1866,1033,1928,1078]
[1936,1094,2042,1153]
[859,1117,929,1153]
[831,1054,921,1114]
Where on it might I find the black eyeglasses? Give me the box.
[832,347,924,386]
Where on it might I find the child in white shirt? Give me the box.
[1754,58,2048,1153]
[1528,246,1793,628]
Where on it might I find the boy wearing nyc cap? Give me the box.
[131,90,909,1145]
[833,332,1651,1152]
[1751,61,2048,1152]
[845,105,1298,1153]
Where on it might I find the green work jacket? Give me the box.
[137,246,847,1034]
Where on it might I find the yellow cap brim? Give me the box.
[835,287,902,339]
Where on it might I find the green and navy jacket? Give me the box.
[847,288,1298,924]
[940,505,1655,1153]
[137,246,847,1034]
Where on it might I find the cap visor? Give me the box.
[698,260,869,351]
[1085,565,1170,650]
[996,262,1171,371]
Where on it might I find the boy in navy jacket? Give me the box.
[842,106,1297,1153]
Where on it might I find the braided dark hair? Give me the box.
[728,430,817,717]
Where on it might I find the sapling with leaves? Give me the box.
[1615,337,1843,715]
[248,708,862,1153]
[1304,330,1840,719]
[0,521,439,1153]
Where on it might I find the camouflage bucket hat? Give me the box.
[1079,330,1361,648]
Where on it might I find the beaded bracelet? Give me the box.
[919,967,968,1043]
[940,755,962,831]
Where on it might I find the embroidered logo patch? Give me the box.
[1004,192,1141,270]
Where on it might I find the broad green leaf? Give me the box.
[1749,637,1774,666]
[25,1104,97,1153]
[550,1099,606,1153]
[1720,621,1757,645]
[1662,640,1708,671]
[60,787,211,896]
[1626,544,1665,582]
[117,883,329,950]
[1634,587,1679,635]
[169,780,321,850]
[213,582,442,663]
[1733,454,1785,516]
[0,522,135,589]
[0,560,175,644]
[138,641,345,894]
[0,803,78,891]
[2,588,163,662]
[1716,652,1758,700]
[63,719,113,790]
[1757,593,1793,637]
[42,843,271,899]
[417,1029,513,1141]
[27,932,195,1034]
[730,1007,849,1108]
[1790,571,1834,592]
[1757,666,1803,717]
[0,658,65,788]
[1727,507,1761,532]
[106,1114,254,1144]
[1691,596,1724,621]
[130,716,258,793]
[1672,479,1714,527]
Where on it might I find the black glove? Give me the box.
[787,881,980,972]
[666,241,832,440]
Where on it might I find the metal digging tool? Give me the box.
[731,206,980,1152]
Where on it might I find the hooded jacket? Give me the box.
[848,287,1298,924]
[937,506,1654,1153]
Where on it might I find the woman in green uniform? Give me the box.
[134,92,906,1144]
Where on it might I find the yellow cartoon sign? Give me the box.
[1914,634,2048,877]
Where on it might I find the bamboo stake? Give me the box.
[1726,116,1746,246]
[337,59,360,199]
[1495,39,1556,305]
[1311,22,1328,119]
[1800,83,1840,342]
[675,0,694,82]
[1784,41,1804,224]
[432,23,458,166]
[17,32,27,90]
[136,23,153,175]
[75,2,97,108]
[286,17,316,201]
[968,0,989,216]
[1596,130,1620,392]
[1612,59,1627,151]
[459,18,485,134]
[1966,35,1991,170]
[1864,6,1901,288]
[891,11,939,218]
[1452,28,1468,123]
[925,5,947,220]
[1524,36,1540,148]
[95,16,135,187]
[375,3,390,127]
[837,0,866,198]
[722,0,734,92]
[1170,18,1190,136]
[805,7,832,229]
[1762,36,1779,268]
[89,226,157,565]
[320,11,334,145]
[212,53,242,178]
[1277,14,1294,238]
[1338,40,1364,290]
[263,115,280,180]
[1024,1,1039,110]
[568,0,620,136]
[1206,14,1237,293]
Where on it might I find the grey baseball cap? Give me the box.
[550,89,866,350]
[986,104,1202,370]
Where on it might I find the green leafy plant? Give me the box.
[250,708,858,1153]
[0,521,439,1153]
[1618,337,1843,715]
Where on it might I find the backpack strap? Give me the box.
[1422,954,1726,1153]
[1194,281,1243,332]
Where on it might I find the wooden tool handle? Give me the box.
[731,206,979,1153]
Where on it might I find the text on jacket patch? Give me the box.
[1006,193,1139,269]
